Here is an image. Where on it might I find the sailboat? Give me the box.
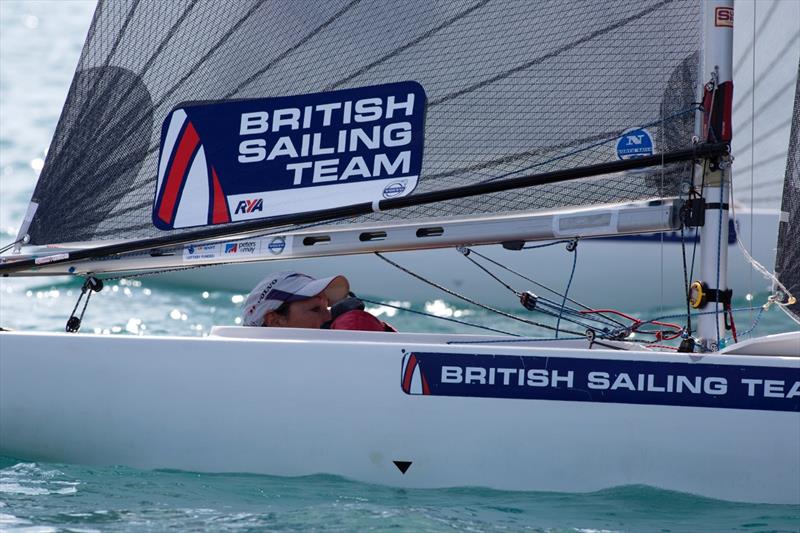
[0,0,798,505]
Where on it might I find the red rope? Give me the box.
[580,308,683,341]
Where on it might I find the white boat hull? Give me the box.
[1,328,797,504]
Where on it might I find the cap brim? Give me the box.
[296,275,350,304]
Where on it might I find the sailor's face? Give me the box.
[271,293,331,329]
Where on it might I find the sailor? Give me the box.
[241,271,396,331]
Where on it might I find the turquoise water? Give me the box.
[1,1,798,531]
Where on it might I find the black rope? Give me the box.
[0,236,28,255]
[65,277,103,333]
[374,252,585,336]
[359,297,520,337]
[460,246,627,328]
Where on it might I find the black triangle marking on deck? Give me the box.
[393,460,412,474]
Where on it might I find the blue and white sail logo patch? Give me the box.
[616,128,654,160]
[153,82,427,230]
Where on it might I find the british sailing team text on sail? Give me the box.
[441,366,800,398]
[238,92,416,185]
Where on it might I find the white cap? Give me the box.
[241,271,349,326]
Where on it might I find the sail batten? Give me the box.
[25,0,702,247]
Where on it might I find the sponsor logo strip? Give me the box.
[715,6,733,28]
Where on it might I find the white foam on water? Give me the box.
[0,462,79,496]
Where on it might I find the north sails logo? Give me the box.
[234,198,263,214]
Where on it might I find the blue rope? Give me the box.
[721,305,765,345]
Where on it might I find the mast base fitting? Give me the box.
[677,337,696,353]
[689,281,732,309]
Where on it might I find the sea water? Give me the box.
[1,2,798,531]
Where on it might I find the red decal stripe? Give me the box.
[421,373,431,395]
[402,354,417,393]
[210,166,230,224]
[157,121,200,225]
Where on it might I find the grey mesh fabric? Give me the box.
[27,0,701,245]
[775,59,800,321]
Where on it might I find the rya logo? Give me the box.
[234,198,263,214]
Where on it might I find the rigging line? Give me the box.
[372,252,585,336]
[749,3,757,319]
[358,297,520,337]
[732,31,800,113]
[729,177,800,325]
[447,335,588,346]
[429,0,676,107]
[733,152,793,179]
[680,225,691,334]
[555,243,578,339]
[732,0,779,77]
[461,247,627,327]
[733,117,792,155]
[326,0,490,90]
[715,179,725,345]
[0,237,27,255]
[458,248,520,296]
[736,77,798,130]
[225,0,363,98]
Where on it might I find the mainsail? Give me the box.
[774,59,800,321]
[23,0,702,248]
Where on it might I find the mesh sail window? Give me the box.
[27,0,701,246]
[775,59,800,321]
